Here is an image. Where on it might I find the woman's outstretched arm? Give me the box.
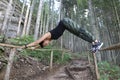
[24,32,51,48]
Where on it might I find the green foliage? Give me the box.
[98,61,120,80]
[53,51,71,64]
[0,35,4,39]
[0,46,4,53]
[9,35,71,65]
[20,49,50,65]
[0,35,4,42]
[77,0,87,8]
[9,35,34,46]
[20,49,71,65]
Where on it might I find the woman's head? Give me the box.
[42,39,51,47]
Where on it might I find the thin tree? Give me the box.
[51,0,54,30]
[4,48,16,80]
[88,0,100,79]
[1,0,13,34]
[22,0,31,36]
[88,0,101,61]
[34,0,43,40]
[17,0,26,36]
[59,0,63,49]
[26,0,36,35]
[45,1,50,33]
[40,12,43,36]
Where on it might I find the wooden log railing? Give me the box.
[1,42,120,80]
[101,43,120,51]
[0,43,71,80]
[87,42,120,80]
[0,43,21,48]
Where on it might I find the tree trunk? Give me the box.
[17,0,26,36]
[26,0,36,35]
[50,0,54,30]
[59,0,63,49]
[4,48,16,80]
[88,0,101,62]
[43,12,46,35]
[45,0,51,33]
[34,0,43,40]
[40,13,43,36]
[1,0,13,34]
[22,1,31,36]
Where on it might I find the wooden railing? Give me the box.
[1,42,120,80]
[0,43,71,80]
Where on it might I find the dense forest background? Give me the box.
[0,0,120,80]
[0,0,120,79]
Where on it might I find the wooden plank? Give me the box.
[92,53,100,80]
[32,48,71,52]
[101,43,120,51]
[87,52,91,64]
[4,48,16,80]
[0,43,20,48]
[0,43,71,52]
[61,51,64,61]
[49,50,53,71]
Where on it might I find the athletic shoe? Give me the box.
[92,41,103,53]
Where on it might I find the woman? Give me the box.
[23,18,103,52]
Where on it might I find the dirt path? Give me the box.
[38,58,94,80]
[0,56,94,80]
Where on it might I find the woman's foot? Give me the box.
[92,40,103,53]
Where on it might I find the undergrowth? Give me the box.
[9,35,71,65]
[98,61,120,80]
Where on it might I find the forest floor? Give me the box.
[39,58,95,80]
[0,54,95,80]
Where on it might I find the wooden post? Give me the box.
[87,52,91,64]
[4,48,16,80]
[61,51,64,61]
[49,50,53,71]
[93,53,100,80]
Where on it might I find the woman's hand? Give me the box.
[20,45,26,49]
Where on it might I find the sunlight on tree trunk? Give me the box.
[88,0,101,62]
[34,0,43,40]
[22,0,31,37]
[1,0,13,35]
[26,0,36,35]
[4,48,16,80]
[17,0,26,36]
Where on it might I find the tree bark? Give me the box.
[1,0,13,34]
[88,0,101,62]
[17,0,26,36]
[59,0,63,49]
[4,48,16,80]
[22,0,31,36]
[26,0,36,35]
[34,0,43,40]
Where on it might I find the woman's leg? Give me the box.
[61,18,95,43]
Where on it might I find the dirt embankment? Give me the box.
[0,54,94,80]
